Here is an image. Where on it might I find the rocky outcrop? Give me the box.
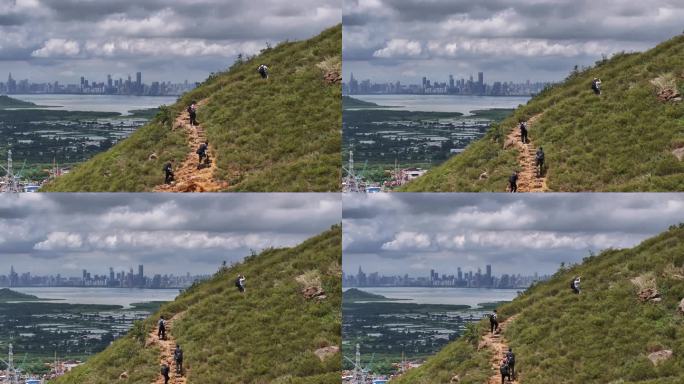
[647,349,673,365]
[314,345,339,361]
[637,287,661,303]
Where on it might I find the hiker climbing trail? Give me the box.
[484,315,519,384]
[147,312,188,384]
[505,114,548,192]
[154,102,228,192]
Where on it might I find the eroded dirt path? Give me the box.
[483,315,519,384]
[146,312,188,384]
[505,114,548,192]
[154,102,228,192]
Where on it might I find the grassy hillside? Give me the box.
[403,33,684,191]
[43,25,341,192]
[392,223,684,383]
[52,225,342,384]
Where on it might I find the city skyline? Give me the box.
[0,194,340,276]
[343,264,549,289]
[0,0,340,83]
[2,263,210,289]
[2,71,196,96]
[343,194,684,276]
[343,0,684,83]
[343,71,551,96]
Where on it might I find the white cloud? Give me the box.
[34,232,84,250]
[31,38,80,58]
[99,9,183,36]
[382,231,432,250]
[373,39,422,58]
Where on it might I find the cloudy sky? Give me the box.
[0,194,340,277]
[343,194,684,277]
[343,0,684,84]
[0,0,340,83]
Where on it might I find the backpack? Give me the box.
[235,278,241,288]
[500,363,509,375]
[570,279,576,289]
[490,313,497,322]
[507,352,515,364]
[187,105,193,114]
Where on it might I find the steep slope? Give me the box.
[392,224,684,383]
[403,33,684,192]
[52,225,342,384]
[43,25,341,192]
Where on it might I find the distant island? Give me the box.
[0,288,55,302]
[342,95,396,109]
[343,288,408,302]
[0,95,47,109]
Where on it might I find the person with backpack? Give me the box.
[519,121,528,144]
[163,159,175,184]
[196,141,208,167]
[591,78,602,95]
[257,64,269,79]
[158,317,166,340]
[188,102,197,126]
[160,363,170,384]
[489,309,499,334]
[235,274,246,293]
[571,276,581,294]
[500,357,511,383]
[506,347,516,380]
[508,171,518,193]
[173,344,184,374]
[535,147,545,173]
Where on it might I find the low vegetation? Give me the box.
[53,225,342,384]
[391,223,684,383]
[43,24,341,192]
[403,33,684,191]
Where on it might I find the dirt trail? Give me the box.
[484,315,519,384]
[146,312,188,384]
[505,114,548,192]
[154,102,228,192]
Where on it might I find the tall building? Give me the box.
[136,72,142,93]
[477,72,484,94]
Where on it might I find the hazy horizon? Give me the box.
[343,194,684,276]
[0,194,340,276]
[343,0,684,84]
[0,0,340,83]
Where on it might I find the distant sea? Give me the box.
[350,94,531,115]
[9,287,180,308]
[344,287,520,307]
[10,94,178,115]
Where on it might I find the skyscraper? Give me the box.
[136,72,142,93]
[478,72,484,94]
